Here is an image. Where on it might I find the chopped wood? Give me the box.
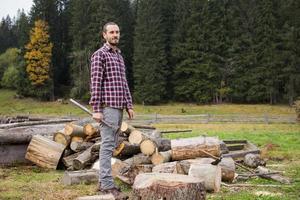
[132,173,206,200]
[71,136,84,143]
[128,129,147,145]
[64,123,85,137]
[171,136,221,161]
[53,129,71,147]
[120,122,135,135]
[61,169,98,185]
[124,153,152,166]
[140,137,171,156]
[83,123,99,136]
[62,151,81,168]
[25,135,65,169]
[140,139,156,155]
[113,141,140,157]
[73,145,98,170]
[189,163,222,192]
[70,141,94,152]
[121,164,153,185]
[151,149,171,165]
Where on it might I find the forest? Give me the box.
[0,0,299,105]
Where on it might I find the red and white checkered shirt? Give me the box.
[89,43,133,113]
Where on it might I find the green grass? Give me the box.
[0,89,300,199]
[0,89,296,116]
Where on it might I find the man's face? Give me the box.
[103,25,120,46]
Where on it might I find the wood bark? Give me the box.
[62,151,81,169]
[244,153,266,168]
[25,135,65,169]
[61,169,98,185]
[132,173,206,200]
[151,149,172,165]
[189,163,222,192]
[70,141,94,152]
[71,136,84,143]
[152,161,184,174]
[53,129,71,147]
[124,153,152,166]
[73,145,98,170]
[121,164,153,185]
[171,136,220,161]
[113,141,140,157]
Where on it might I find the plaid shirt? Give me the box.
[89,43,133,113]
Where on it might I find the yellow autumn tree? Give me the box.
[24,20,53,86]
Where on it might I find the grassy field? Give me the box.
[0,89,299,199]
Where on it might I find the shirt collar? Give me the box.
[103,43,121,53]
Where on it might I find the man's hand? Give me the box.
[127,109,134,120]
[92,112,103,123]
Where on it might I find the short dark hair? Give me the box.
[102,22,118,33]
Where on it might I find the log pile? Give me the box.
[22,119,292,198]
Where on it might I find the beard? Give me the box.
[108,37,119,46]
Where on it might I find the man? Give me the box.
[90,22,133,199]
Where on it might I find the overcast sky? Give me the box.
[0,0,33,20]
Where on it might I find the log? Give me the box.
[132,173,206,200]
[179,157,236,182]
[70,141,94,152]
[140,138,171,156]
[71,136,84,143]
[113,141,140,157]
[73,145,98,170]
[189,163,222,192]
[25,135,65,169]
[128,129,147,144]
[171,136,220,161]
[0,118,75,129]
[151,149,172,165]
[61,169,98,185]
[132,124,156,129]
[160,129,192,134]
[53,129,71,147]
[257,166,291,184]
[64,123,85,137]
[124,153,152,166]
[75,195,115,200]
[152,161,184,174]
[120,122,135,135]
[91,158,130,178]
[62,151,81,168]
[83,123,99,136]
[121,164,153,185]
[0,124,65,145]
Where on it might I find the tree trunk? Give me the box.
[124,153,152,166]
[188,163,222,192]
[25,135,65,169]
[61,169,98,185]
[171,136,220,160]
[128,129,147,144]
[132,173,206,200]
[83,123,99,136]
[113,141,140,157]
[120,122,135,135]
[121,164,153,185]
[140,138,171,156]
[73,145,98,170]
[62,151,81,169]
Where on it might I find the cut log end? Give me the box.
[140,139,156,156]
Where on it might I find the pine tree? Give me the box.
[133,0,169,104]
[24,19,53,99]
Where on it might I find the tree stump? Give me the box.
[132,173,206,200]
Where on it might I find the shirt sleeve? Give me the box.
[89,52,104,113]
[124,76,133,110]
